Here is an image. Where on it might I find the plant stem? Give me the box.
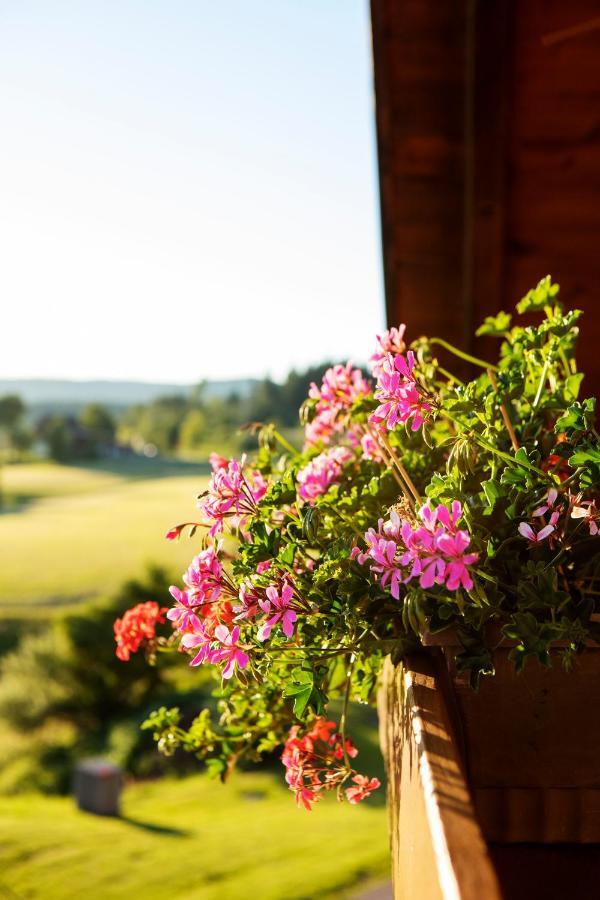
[532,355,552,411]
[339,652,356,769]
[272,429,299,456]
[437,365,466,387]
[440,410,553,482]
[429,337,499,372]
[378,432,422,505]
[365,424,415,507]
[487,368,520,451]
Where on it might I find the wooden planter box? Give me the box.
[379,641,600,899]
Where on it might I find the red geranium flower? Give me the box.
[114,601,166,661]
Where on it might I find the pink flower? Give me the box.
[355,501,479,597]
[183,543,225,604]
[304,363,371,447]
[181,624,215,667]
[532,488,558,518]
[297,446,353,504]
[166,586,202,633]
[361,531,403,599]
[199,457,267,535]
[309,363,370,410]
[518,521,556,544]
[360,430,385,462]
[436,531,479,591]
[257,582,298,640]
[233,579,262,621]
[345,774,381,804]
[210,624,249,679]
[370,351,433,432]
[571,500,599,535]
[371,325,407,376]
[209,452,229,472]
[304,407,341,448]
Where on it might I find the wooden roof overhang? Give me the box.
[370,1,600,388]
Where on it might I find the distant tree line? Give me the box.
[0,362,344,462]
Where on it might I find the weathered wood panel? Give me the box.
[379,655,501,900]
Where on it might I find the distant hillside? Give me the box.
[0,378,258,411]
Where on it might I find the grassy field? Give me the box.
[0,771,389,899]
[0,458,390,898]
[0,460,209,611]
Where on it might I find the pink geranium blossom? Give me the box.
[257,582,298,640]
[199,457,267,535]
[210,624,249,679]
[345,774,382,804]
[571,499,600,535]
[183,542,226,604]
[518,521,556,544]
[532,487,558,518]
[436,532,479,591]
[309,363,370,410]
[304,363,371,447]
[166,586,202,633]
[360,430,385,462]
[304,407,341,448]
[182,623,249,678]
[355,501,479,597]
[370,325,407,376]
[181,624,215,667]
[233,579,262,621]
[297,446,353,504]
[370,351,433,432]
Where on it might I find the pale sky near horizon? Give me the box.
[1,1,385,384]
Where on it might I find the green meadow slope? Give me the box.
[0,461,207,611]
[0,772,389,899]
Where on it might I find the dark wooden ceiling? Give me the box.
[371,0,600,389]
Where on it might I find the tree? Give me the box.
[0,395,25,430]
[0,568,210,792]
[178,408,207,452]
[40,416,75,462]
[79,403,115,446]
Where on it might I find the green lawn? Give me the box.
[0,771,389,899]
[0,461,208,611]
[0,459,391,898]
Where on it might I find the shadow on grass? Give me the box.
[119,815,190,837]
[0,495,36,516]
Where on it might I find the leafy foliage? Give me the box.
[135,277,600,805]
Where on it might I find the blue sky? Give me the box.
[1,1,384,383]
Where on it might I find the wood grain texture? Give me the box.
[371,0,600,393]
[380,656,502,900]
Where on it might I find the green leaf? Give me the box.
[476,311,512,337]
[482,478,503,509]
[205,757,227,781]
[282,669,314,717]
[564,373,584,402]
[516,276,560,314]
[302,507,320,543]
[555,398,595,437]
